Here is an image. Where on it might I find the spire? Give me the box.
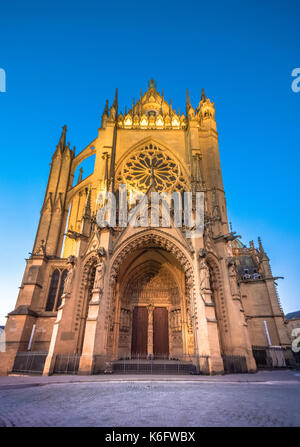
[108,88,119,191]
[101,99,109,128]
[258,237,264,253]
[186,89,192,117]
[56,125,67,152]
[186,89,191,108]
[108,88,118,121]
[113,88,118,110]
[104,99,109,115]
[258,237,269,260]
[201,88,207,102]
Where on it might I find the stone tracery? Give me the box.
[116,144,187,193]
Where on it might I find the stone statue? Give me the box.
[199,258,211,290]
[63,256,76,295]
[93,259,105,290]
[228,263,239,297]
[225,241,233,258]
[36,239,46,256]
[96,247,106,260]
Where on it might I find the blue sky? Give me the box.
[0,0,299,325]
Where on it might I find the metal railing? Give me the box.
[53,353,80,374]
[93,353,210,375]
[221,355,248,373]
[12,351,47,374]
[252,345,296,369]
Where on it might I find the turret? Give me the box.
[32,126,74,257]
[197,88,216,130]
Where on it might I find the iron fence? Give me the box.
[222,355,248,373]
[53,353,80,374]
[252,346,270,368]
[252,345,296,369]
[283,347,298,367]
[12,351,47,374]
[93,353,210,375]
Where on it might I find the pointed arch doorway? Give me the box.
[109,245,195,360]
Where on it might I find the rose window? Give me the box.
[116,144,187,193]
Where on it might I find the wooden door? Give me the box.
[131,306,148,358]
[153,307,169,358]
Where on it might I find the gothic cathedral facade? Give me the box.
[0,80,292,375]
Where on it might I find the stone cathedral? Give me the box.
[0,80,293,376]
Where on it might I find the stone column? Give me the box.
[147,305,154,358]
[198,255,224,374]
[179,288,189,356]
[78,254,106,374]
[112,285,121,359]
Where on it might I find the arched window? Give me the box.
[46,268,69,311]
[46,269,60,311]
[56,269,68,310]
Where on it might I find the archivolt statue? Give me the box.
[63,255,77,295]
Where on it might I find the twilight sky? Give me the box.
[0,0,299,325]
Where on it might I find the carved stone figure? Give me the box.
[93,259,105,290]
[96,247,106,260]
[36,239,46,256]
[228,263,239,297]
[225,241,233,258]
[63,256,76,295]
[199,258,211,290]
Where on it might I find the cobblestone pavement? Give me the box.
[0,371,299,427]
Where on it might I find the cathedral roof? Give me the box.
[285,310,300,320]
[231,238,245,249]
